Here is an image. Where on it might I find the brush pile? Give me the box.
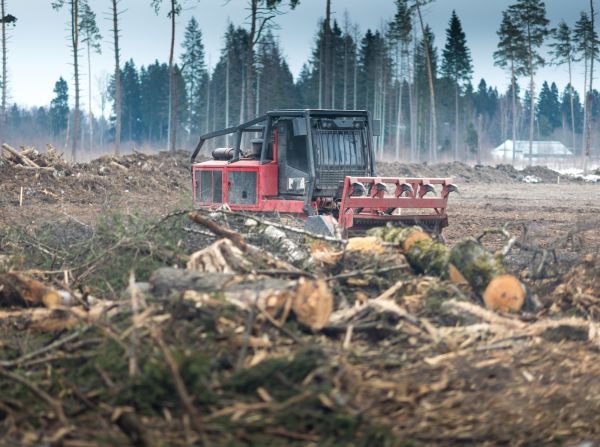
[0,208,599,446]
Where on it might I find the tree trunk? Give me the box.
[585,0,595,173]
[395,43,402,161]
[454,80,459,161]
[477,114,483,164]
[70,0,80,161]
[582,55,588,170]
[323,0,332,109]
[568,59,576,152]
[225,48,230,146]
[246,0,257,122]
[167,0,177,153]
[87,41,93,152]
[1,0,6,138]
[528,72,535,166]
[416,2,437,162]
[112,0,121,155]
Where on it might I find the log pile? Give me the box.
[1,143,67,172]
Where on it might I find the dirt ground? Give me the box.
[1,152,600,446]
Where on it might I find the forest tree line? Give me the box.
[0,0,599,165]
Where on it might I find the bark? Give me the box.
[526,22,534,167]
[323,0,332,109]
[167,0,177,153]
[71,0,80,161]
[585,0,595,173]
[454,80,459,161]
[87,41,93,152]
[246,0,257,122]
[112,0,122,155]
[1,0,6,136]
[568,58,576,152]
[416,2,437,162]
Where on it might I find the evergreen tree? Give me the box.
[52,0,83,159]
[120,60,142,142]
[574,7,600,168]
[1,3,17,136]
[388,0,412,160]
[508,0,550,165]
[410,0,438,160]
[494,10,527,161]
[140,61,169,142]
[255,32,298,114]
[441,10,473,160]
[413,25,438,158]
[151,0,184,152]
[80,1,101,152]
[550,20,577,150]
[536,80,560,136]
[50,77,69,136]
[560,84,583,141]
[180,16,208,142]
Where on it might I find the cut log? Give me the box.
[369,227,525,313]
[1,144,40,168]
[0,273,64,308]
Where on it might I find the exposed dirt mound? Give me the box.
[0,150,192,209]
[377,161,562,184]
[520,165,561,183]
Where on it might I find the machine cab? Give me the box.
[190,110,377,214]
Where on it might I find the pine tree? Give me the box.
[52,0,83,160]
[560,84,583,139]
[494,10,527,161]
[151,0,183,152]
[110,0,122,155]
[50,77,69,137]
[536,80,561,136]
[139,61,169,142]
[0,3,16,138]
[80,1,101,152]
[389,0,412,160]
[508,0,550,165]
[244,0,299,124]
[409,0,438,161]
[180,17,208,143]
[413,25,437,159]
[441,10,473,161]
[574,5,599,170]
[120,60,142,142]
[549,20,576,150]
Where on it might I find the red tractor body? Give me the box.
[191,110,456,234]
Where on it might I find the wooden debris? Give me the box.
[2,143,40,168]
[0,272,64,308]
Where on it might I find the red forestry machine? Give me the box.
[190,110,457,236]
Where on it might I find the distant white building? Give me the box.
[491,140,573,161]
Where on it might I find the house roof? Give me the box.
[492,140,573,157]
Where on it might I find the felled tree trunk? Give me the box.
[368,227,525,313]
[0,273,63,308]
[150,267,333,331]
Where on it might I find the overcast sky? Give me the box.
[4,0,590,114]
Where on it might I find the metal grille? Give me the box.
[312,123,370,189]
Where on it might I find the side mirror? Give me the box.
[372,119,381,137]
[293,118,307,136]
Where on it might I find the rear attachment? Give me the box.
[337,176,458,234]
